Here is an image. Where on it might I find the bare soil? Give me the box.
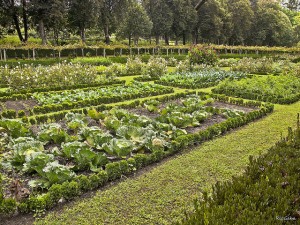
[0,100,38,115]
[186,114,227,134]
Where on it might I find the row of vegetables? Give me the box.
[0,82,174,119]
[0,93,274,216]
[155,69,247,89]
[212,75,300,104]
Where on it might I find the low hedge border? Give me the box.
[155,80,218,89]
[0,94,274,217]
[133,76,160,82]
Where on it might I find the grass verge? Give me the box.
[35,102,300,225]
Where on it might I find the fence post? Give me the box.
[3,49,6,61]
[33,49,36,60]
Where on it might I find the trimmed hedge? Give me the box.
[134,76,160,82]
[179,124,300,225]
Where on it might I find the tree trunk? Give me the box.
[53,29,59,45]
[22,0,28,42]
[129,35,131,46]
[104,24,110,45]
[3,49,7,61]
[175,36,179,46]
[134,38,138,46]
[39,19,47,45]
[80,27,86,43]
[164,35,169,45]
[12,14,24,42]
[192,31,199,45]
[155,35,160,45]
[182,32,186,45]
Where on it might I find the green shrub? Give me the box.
[126,57,144,75]
[0,198,17,215]
[18,110,26,118]
[75,175,92,192]
[188,45,218,65]
[142,56,167,77]
[61,181,80,201]
[106,162,122,181]
[2,109,17,119]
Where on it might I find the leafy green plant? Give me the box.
[38,124,69,144]
[142,56,167,77]
[102,138,134,158]
[80,126,113,149]
[61,141,108,171]
[188,45,218,65]
[157,69,246,89]
[0,119,30,138]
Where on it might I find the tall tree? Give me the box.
[98,0,127,45]
[142,0,174,45]
[228,0,254,45]
[68,0,100,43]
[282,0,300,11]
[117,2,152,46]
[30,0,67,45]
[172,0,197,45]
[250,0,295,46]
[0,0,29,43]
[194,0,226,44]
[48,0,67,45]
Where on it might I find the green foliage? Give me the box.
[231,57,275,74]
[38,123,69,144]
[0,198,17,215]
[142,56,168,77]
[125,57,144,75]
[179,125,300,224]
[61,142,108,172]
[61,181,80,201]
[213,75,300,104]
[1,63,99,91]
[71,57,112,66]
[157,69,246,89]
[106,162,122,181]
[102,138,134,158]
[188,45,218,66]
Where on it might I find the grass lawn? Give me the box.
[35,101,300,225]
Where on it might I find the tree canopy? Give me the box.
[0,0,299,47]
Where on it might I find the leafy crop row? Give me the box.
[156,69,247,89]
[213,75,300,104]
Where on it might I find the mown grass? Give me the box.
[35,102,300,225]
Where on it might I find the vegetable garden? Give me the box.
[1,46,300,224]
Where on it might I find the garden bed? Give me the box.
[212,75,300,104]
[0,93,273,218]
